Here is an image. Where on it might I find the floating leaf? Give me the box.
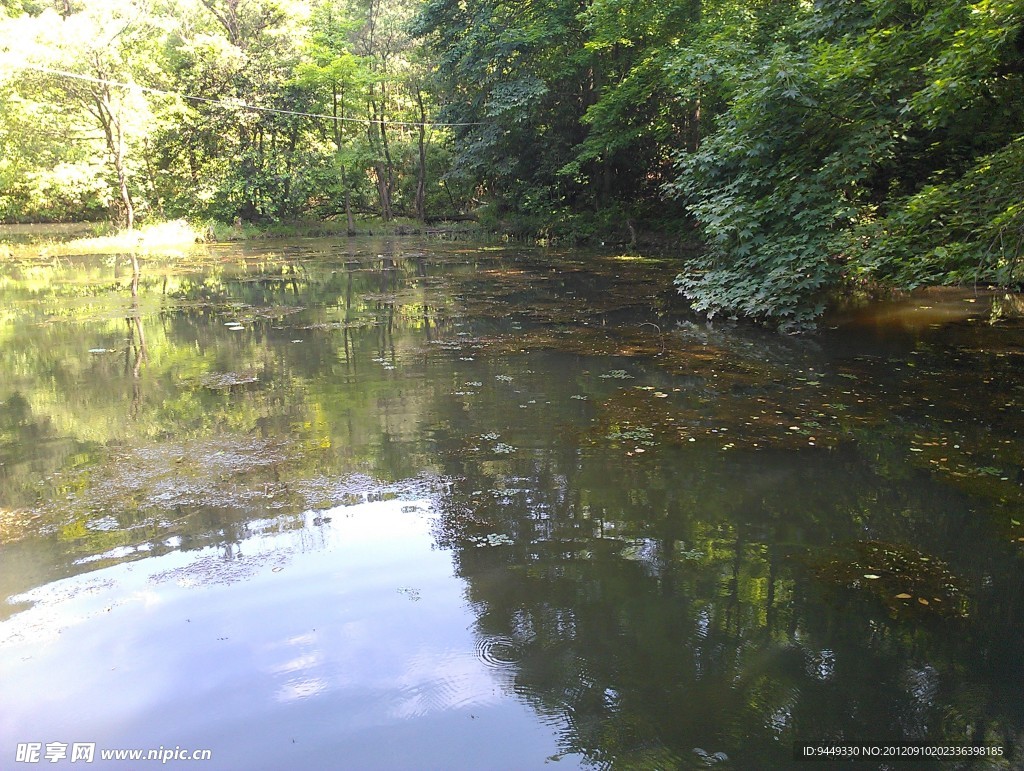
[863,574,881,579]
[895,593,913,599]
[467,533,514,547]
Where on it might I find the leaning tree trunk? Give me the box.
[93,86,134,230]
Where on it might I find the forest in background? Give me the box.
[2,0,1023,325]
[0,0,450,234]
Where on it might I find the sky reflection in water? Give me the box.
[1,498,576,770]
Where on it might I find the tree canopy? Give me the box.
[0,0,454,227]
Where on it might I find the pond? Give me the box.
[1,238,1022,768]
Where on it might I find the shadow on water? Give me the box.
[1,238,1023,768]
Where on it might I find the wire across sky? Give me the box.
[9,63,485,128]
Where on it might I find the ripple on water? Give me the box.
[389,649,506,720]
[476,634,522,669]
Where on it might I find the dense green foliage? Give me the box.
[413,0,697,237]
[3,0,1024,323]
[667,0,1024,325]
[0,0,457,227]
[417,0,1024,325]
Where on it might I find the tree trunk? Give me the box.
[343,168,355,235]
[374,162,393,221]
[92,86,134,230]
[367,97,392,221]
[118,160,135,231]
[369,97,394,221]
[414,89,428,223]
[332,84,356,236]
[379,105,396,203]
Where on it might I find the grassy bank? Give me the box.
[0,216,487,257]
[0,220,203,256]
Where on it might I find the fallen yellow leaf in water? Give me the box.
[895,593,913,599]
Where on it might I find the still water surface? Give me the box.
[1,238,1023,768]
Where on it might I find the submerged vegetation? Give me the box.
[2,0,1024,324]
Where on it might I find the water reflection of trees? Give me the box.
[124,254,148,419]
[430,441,1024,766]
[0,244,486,610]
